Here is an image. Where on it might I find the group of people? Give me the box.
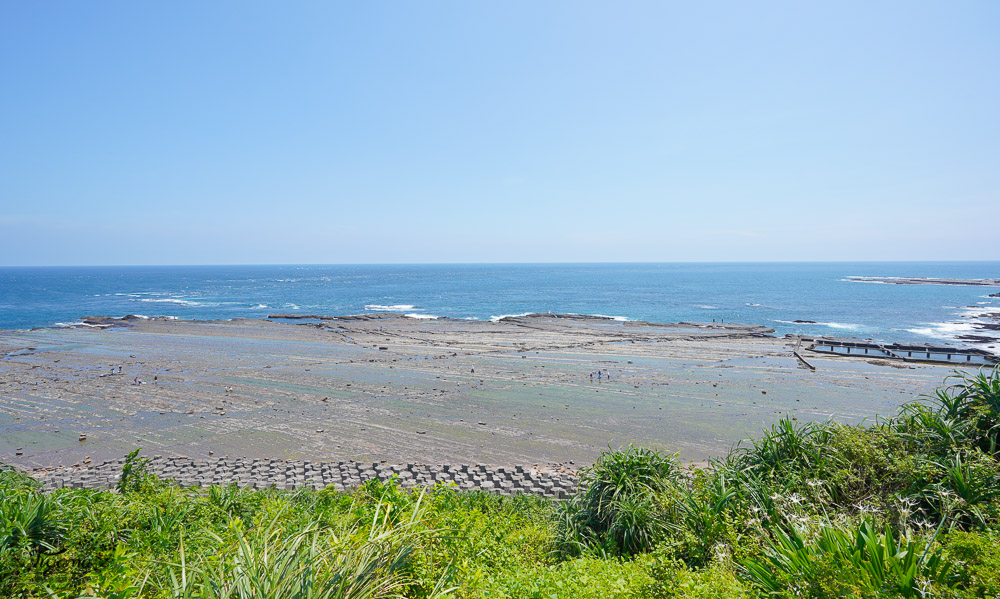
[589,369,611,382]
[109,365,157,385]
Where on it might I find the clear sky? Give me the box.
[1,2,998,265]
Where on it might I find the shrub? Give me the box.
[819,422,914,511]
[643,551,749,599]
[895,367,1000,457]
[732,417,834,484]
[557,445,682,556]
[165,492,453,599]
[742,519,954,598]
[909,450,1000,530]
[482,554,654,599]
[116,449,154,495]
[940,530,1000,598]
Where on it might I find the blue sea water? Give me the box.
[1,263,998,350]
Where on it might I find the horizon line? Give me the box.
[2,259,1000,269]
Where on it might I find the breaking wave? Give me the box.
[775,320,866,331]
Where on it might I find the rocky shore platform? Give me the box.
[29,456,578,498]
[0,314,963,471]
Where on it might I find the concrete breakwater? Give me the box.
[802,338,998,366]
[32,456,579,498]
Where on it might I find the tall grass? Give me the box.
[166,494,454,599]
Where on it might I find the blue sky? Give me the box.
[1,2,997,265]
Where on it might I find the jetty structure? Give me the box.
[799,337,998,366]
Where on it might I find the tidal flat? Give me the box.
[0,314,961,470]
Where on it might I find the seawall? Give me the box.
[32,456,579,498]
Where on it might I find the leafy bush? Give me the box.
[0,471,66,560]
[732,417,834,484]
[116,449,153,495]
[557,445,682,556]
[643,551,749,599]
[742,519,954,598]
[909,450,1000,530]
[482,554,654,599]
[895,368,1000,457]
[940,530,1000,598]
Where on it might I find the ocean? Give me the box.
[1,262,998,351]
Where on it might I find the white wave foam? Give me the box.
[55,321,108,328]
[488,312,629,322]
[841,278,890,284]
[774,320,865,331]
[365,304,416,311]
[746,303,761,306]
[905,322,976,339]
[490,312,534,322]
[253,304,268,309]
[696,305,718,309]
[405,313,437,320]
[905,323,998,355]
[138,298,201,306]
[900,300,1000,352]
[825,323,864,330]
[958,305,1000,320]
[115,292,170,297]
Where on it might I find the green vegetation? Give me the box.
[2,368,1000,598]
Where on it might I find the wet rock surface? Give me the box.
[0,315,958,469]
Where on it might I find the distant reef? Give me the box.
[846,276,1000,287]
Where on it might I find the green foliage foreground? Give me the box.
[3,368,1000,598]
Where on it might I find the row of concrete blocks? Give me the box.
[36,456,579,498]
